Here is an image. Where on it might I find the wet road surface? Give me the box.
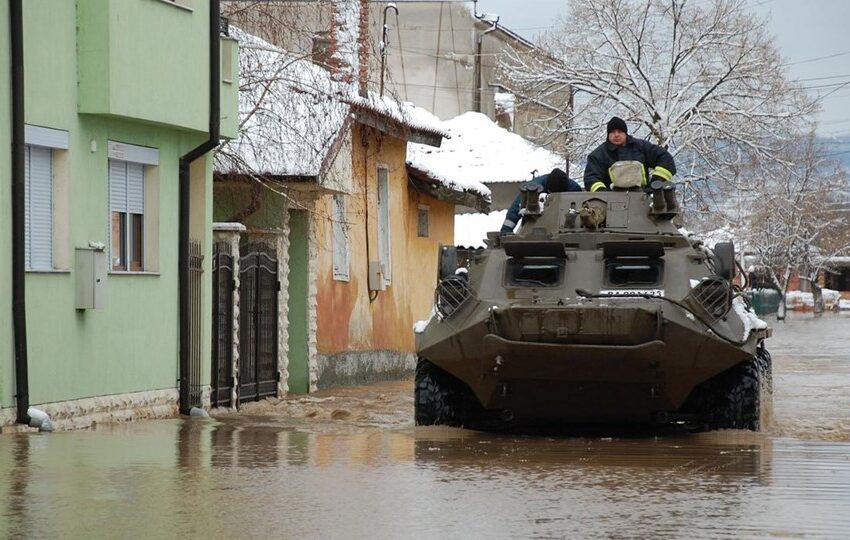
[2,313,850,538]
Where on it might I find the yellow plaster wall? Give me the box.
[314,124,454,356]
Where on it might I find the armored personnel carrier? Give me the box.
[415,181,772,432]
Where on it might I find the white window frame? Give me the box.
[332,193,350,282]
[24,145,54,271]
[107,141,159,274]
[377,165,391,286]
[23,124,69,272]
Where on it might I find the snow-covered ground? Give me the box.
[786,289,847,311]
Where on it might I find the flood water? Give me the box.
[3,313,850,538]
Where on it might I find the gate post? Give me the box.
[213,223,245,408]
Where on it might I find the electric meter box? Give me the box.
[75,247,106,309]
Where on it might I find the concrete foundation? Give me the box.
[0,388,180,431]
[316,350,415,389]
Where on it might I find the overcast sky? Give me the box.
[474,0,850,137]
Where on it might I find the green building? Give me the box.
[1,0,238,429]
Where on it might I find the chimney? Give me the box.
[323,0,360,86]
[357,0,370,97]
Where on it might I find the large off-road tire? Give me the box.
[683,347,771,432]
[755,345,773,393]
[415,358,478,427]
[713,359,761,430]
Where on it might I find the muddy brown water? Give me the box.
[2,313,850,538]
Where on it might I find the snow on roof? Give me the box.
[406,112,563,197]
[215,27,351,177]
[216,27,449,178]
[344,93,450,141]
[454,210,506,248]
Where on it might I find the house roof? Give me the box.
[344,93,450,146]
[454,210,507,248]
[215,27,449,179]
[406,112,564,193]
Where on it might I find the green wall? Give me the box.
[1,0,235,409]
[78,0,207,132]
[212,182,292,228]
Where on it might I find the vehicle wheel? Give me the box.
[682,354,765,431]
[755,345,773,393]
[711,358,763,430]
[415,358,485,428]
[415,358,463,426]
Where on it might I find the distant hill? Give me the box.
[820,134,850,172]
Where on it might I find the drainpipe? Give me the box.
[178,0,220,414]
[10,0,30,425]
[474,14,499,113]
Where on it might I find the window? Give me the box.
[23,125,70,271]
[377,166,391,286]
[505,258,564,287]
[332,194,350,281]
[109,159,146,271]
[417,204,430,238]
[24,145,53,270]
[605,258,663,286]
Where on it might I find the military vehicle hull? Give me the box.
[415,190,771,430]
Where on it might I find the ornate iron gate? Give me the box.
[238,243,279,403]
[188,240,205,408]
[211,242,234,407]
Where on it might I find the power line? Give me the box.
[784,50,850,66]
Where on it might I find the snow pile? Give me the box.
[216,27,351,177]
[839,298,850,311]
[413,306,437,334]
[455,210,507,248]
[407,112,565,196]
[785,289,842,310]
[732,296,768,341]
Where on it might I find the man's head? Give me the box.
[544,168,570,192]
[606,116,628,146]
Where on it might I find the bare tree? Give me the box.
[741,131,850,316]
[500,0,817,193]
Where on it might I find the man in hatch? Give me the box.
[584,116,676,193]
[500,167,582,234]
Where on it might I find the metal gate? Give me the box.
[188,240,205,408]
[211,242,234,407]
[238,242,280,403]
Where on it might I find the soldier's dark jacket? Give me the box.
[501,172,582,233]
[583,135,676,192]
